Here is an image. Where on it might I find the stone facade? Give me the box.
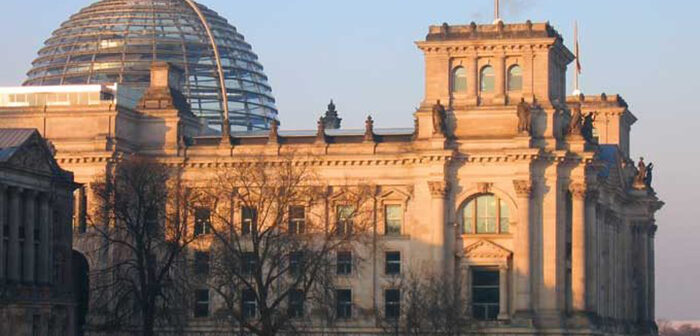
[0,20,663,336]
[0,129,79,336]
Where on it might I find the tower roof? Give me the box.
[23,0,277,131]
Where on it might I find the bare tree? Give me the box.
[86,156,196,336]
[377,270,471,336]
[193,153,375,336]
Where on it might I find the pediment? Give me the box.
[464,240,512,259]
[7,136,55,175]
[379,186,413,202]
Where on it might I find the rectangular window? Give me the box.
[472,268,500,321]
[194,208,211,236]
[384,205,402,236]
[242,289,257,319]
[336,251,352,275]
[242,207,257,236]
[385,289,401,320]
[476,195,497,234]
[385,252,401,275]
[289,206,305,234]
[194,251,210,276]
[336,289,352,319]
[336,205,354,236]
[288,289,304,318]
[194,289,210,318]
[289,251,304,277]
[242,252,256,275]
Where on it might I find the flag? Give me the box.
[574,21,582,74]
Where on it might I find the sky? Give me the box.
[0,0,698,320]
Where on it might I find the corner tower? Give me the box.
[415,21,574,144]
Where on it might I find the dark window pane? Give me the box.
[194,208,211,236]
[385,289,401,320]
[337,251,352,275]
[385,252,401,275]
[242,289,256,319]
[288,289,304,318]
[194,289,209,318]
[194,251,210,276]
[472,268,500,321]
[336,289,352,319]
[242,207,256,235]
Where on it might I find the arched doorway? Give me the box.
[72,250,89,336]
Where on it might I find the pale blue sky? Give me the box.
[0,0,698,320]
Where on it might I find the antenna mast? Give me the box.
[572,21,582,95]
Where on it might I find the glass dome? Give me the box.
[24,0,277,131]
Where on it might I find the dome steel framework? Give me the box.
[24,0,277,131]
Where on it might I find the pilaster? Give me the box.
[23,190,37,283]
[513,179,533,315]
[428,181,450,275]
[8,187,21,282]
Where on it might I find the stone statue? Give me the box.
[432,100,447,136]
[516,98,531,134]
[634,157,647,189]
[568,104,583,136]
[581,112,596,142]
[645,162,654,188]
[364,115,374,142]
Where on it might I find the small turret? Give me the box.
[321,100,342,130]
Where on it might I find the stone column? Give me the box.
[648,225,657,323]
[8,187,22,282]
[0,184,5,280]
[494,53,507,104]
[585,188,598,313]
[428,181,450,275]
[513,180,533,314]
[467,56,478,105]
[569,183,587,313]
[38,194,51,284]
[24,190,37,283]
[498,264,510,320]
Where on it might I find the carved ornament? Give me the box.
[428,181,450,198]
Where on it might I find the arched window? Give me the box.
[480,66,495,93]
[507,65,523,91]
[452,66,467,93]
[462,194,510,234]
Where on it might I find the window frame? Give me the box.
[241,206,257,236]
[288,205,305,235]
[383,204,403,236]
[507,64,523,92]
[480,65,495,94]
[194,289,210,318]
[335,205,354,237]
[242,252,256,275]
[193,251,210,276]
[451,66,468,94]
[194,207,212,236]
[471,267,500,321]
[385,251,401,275]
[288,289,304,319]
[242,289,257,320]
[462,194,510,235]
[384,288,401,320]
[335,289,352,319]
[336,251,352,276]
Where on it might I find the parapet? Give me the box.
[425,21,562,42]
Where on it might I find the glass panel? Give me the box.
[480,66,495,93]
[463,200,474,234]
[472,268,500,321]
[476,195,497,233]
[384,205,402,236]
[452,66,467,93]
[499,200,510,233]
[508,65,523,91]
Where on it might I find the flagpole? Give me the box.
[572,21,582,96]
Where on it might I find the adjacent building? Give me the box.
[0,129,79,336]
[0,1,663,335]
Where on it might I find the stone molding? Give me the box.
[428,181,450,198]
[476,182,494,194]
[513,180,533,199]
[463,239,512,260]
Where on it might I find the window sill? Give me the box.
[461,233,513,239]
[380,234,411,241]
